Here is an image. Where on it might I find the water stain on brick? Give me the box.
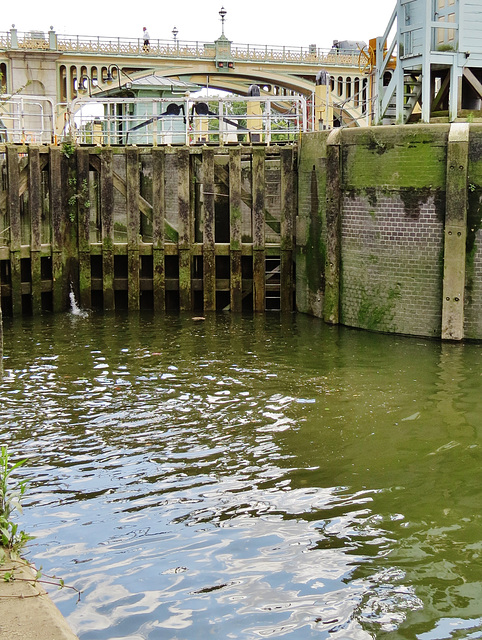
[468,135,482,163]
[400,187,434,219]
[365,187,377,208]
[466,187,482,303]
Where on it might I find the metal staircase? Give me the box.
[381,74,422,124]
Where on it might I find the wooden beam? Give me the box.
[431,71,450,112]
[463,68,482,99]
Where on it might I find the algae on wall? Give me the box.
[296,132,328,318]
[298,125,451,339]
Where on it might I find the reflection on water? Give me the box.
[1,312,482,639]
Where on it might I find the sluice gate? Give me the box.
[0,144,296,316]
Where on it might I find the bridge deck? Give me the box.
[0,30,361,67]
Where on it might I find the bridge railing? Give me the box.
[0,30,361,66]
[68,95,309,146]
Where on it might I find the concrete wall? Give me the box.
[297,123,482,340]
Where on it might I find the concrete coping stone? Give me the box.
[0,551,79,640]
[448,122,470,143]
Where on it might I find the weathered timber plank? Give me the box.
[324,130,341,325]
[178,149,192,310]
[281,250,293,312]
[280,148,294,251]
[280,148,294,312]
[29,147,42,314]
[152,148,165,310]
[101,149,114,310]
[128,250,140,311]
[79,251,91,310]
[49,147,64,313]
[126,148,140,309]
[90,153,178,243]
[7,147,21,253]
[203,148,215,311]
[252,147,265,312]
[229,148,242,312]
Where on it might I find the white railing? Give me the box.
[0,95,55,143]
[68,95,309,146]
[0,30,362,67]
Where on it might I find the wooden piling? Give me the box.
[0,304,2,378]
[28,146,42,315]
[203,148,216,311]
[49,147,64,313]
[177,149,192,311]
[6,146,22,316]
[126,147,140,310]
[324,129,342,325]
[280,148,294,312]
[100,149,114,310]
[229,148,242,312]
[152,148,165,311]
[77,148,91,309]
[252,148,266,312]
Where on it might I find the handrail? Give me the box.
[0,30,362,66]
[68,95,308,146]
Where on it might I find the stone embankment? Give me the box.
[0,552,79,640]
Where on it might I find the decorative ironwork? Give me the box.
[0,31,360,67]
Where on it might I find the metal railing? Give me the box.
[0,95,55,143]
[68,95,309,146]
[0,30,362,67]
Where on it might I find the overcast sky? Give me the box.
[3,0,394,50]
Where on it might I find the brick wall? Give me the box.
[341,192,444,336]
[298,125,459,339]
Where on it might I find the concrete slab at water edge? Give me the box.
[0,552,79,640]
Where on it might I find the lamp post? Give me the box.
[106,64,133,90]
[78,74,93,97]
[172,26,178,47]
[219,7,227,36]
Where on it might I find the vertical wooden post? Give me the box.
[126,147,140,311]
[0,304,2,377]
[50,147,64,313]
[442,123,469,340]
[203,148,216,311]
[101,149,114,310]
[152,148,165,311]
[77,148,91,309]
[252,147,265,312]
[324,129,342,325]
[230,148,242,312]
[7,146,22,316]
[28,146,42,315]
[280,147,294,312]
[178,149,192,311]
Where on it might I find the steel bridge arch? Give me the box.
[151,65,318,97]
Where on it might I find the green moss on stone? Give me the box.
[357,283,402,332]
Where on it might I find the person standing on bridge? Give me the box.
[143,27,150,52]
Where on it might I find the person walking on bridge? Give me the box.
[142,27,150,52]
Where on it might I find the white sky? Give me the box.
[3,0,394,50]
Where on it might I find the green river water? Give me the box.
[0,310,481,639]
